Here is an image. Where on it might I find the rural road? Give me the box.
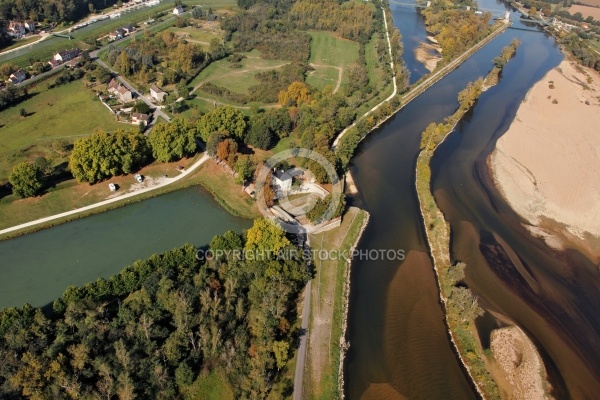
[332,6,397,148]
[93,56,172,124]
[0,153,209,237]
[332,16,510,148]
[293,280,312,400]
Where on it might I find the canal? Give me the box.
[0,186,250,309]
[345,0,599,398]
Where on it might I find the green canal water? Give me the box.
[0,186,250,309]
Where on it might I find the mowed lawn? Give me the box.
[306,31,359,91]
[190,50,289,94]
[0,80,123,180]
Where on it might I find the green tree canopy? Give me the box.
[148,118,198,163]
[244,218,291,254]
[196,106,247,142]
[69,130,150,183]
[9,162,44,198]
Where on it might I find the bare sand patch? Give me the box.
[414,41,442,72]
[490,326,552,400]
[490,60,600,256]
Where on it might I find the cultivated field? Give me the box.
[0,80,123,180]
[306,31,359,91]
[569,4,600,21]
[574,0,600,7]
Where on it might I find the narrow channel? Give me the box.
[344,0,599,398]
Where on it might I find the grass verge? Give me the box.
[305,207,368,400]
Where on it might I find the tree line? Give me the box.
[0,219,310,399]
[0,0,118,23]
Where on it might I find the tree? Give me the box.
[132,100,151,115]
[148,118,198,162]
[197,106,247,142]
[19,108,26,117]
[69,130,150,183]
[272,340,289,370]
[306,194,345,224]
[206,132,227,157]
[244,218,291,254]
[216,138,238,167]
[234,156,255,185]
[9,162,44,198]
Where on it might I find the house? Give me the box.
[272,170,293,193]
[173,6,184,14]
[108,78,120,93]
[150,84,167,102]
[122,24,135,35]
[24,21,36,32]
[109,28,125,41]
[47,59,61,69]
[8,21,25,38]
[9,69,27,84]
[54,48,80,63]
[108,78,133,103]
[116,86,133,103]
[132,112,149,126]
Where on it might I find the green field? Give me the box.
[306,31,359,91]
[0,80,123,180]
[190,49,288,93]
[167,24,224,46]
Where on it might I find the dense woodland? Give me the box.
[0,0,117,23]
[0,220,310,399]
[421,0,491,59]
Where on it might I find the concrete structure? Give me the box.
[54,48,80,63]
[150,84,167,102]
[108,78,134,103]
[132,112,149,126]
[9,69,27,84]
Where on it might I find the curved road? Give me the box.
[0,154,209,237]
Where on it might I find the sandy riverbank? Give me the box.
[490,326,551,400]
[414,41,442,72]
[490,59,600,259]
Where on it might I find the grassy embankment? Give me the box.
[304,207,369,400]
[414,43,519,399]
[0,155,260,240]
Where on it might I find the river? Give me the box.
[345,0,599,399]
[0,186,250,309]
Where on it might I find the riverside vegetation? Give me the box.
[415,40,520,399]
[0,219,310,399]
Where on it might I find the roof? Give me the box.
[150,84,165,94]
[117,86,131,95]
[274,170,293,182]
[11,69,26,79]
[108,78,120,90]
[132,112,149,121]
[122,24,134,31]
[58,48,79,57]
[47,59,60,68]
